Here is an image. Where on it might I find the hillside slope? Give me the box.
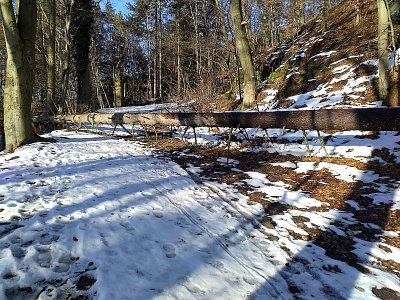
[257,0,399,110]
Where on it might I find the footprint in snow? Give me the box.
[207,259,227,272]
[175,217,190,228]
[162,244,176,258]
[53,263,70,273]
[243,275,261,286]
[153,211,163,218]
[9,235,23,244]
[58,252,74,264]
[189,227,203,236]
[38,252,52,268]
[10,246,26,259]
[53,223,65,231]
[5,286,37,300]
[183,279,206,294]
[36,245,51,253]
[39,233,60,245]
[120,221,136,234]
[100,233,111,247]
[2,272,19,280]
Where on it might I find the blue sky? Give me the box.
[100,0,132,14]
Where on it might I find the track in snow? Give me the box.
[0,131,290,299]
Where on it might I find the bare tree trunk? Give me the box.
[146,13,152,99]
[53,108,400,132]
[0,0,37,152]
[114,67,123,107]
[61,0,74,114]
[298,0,305,26]
[153,49,157,99]
[177,24,182,96]
[322,0,328,31]
[191,1,200,75]
[378,0,390,103]
[215,0,233,75]
[355,0,361,25]
[47,0,57,114]
[215,0,228,42]
[153,3,157,100]
[77,64,90,108]
[158,0,162,99]
[388,0,399,107]
[389,62,400,107]
[230,0,256,107]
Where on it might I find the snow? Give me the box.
[2,26,400,299]
[259,54,383,111]
[333,65,352,74]
[310,51,337,59]
[244,171,323,208]
[1,127,399,299]
[0,131,292,299]
[294,162,379,183]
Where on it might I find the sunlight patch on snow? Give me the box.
[333,65,352,74]
[310,51,337,59]
[244,171,323,208]
[0,131,293,299]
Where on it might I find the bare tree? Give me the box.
[230,0,256,107]
[0,0,38,152]
[377,0,390,102]
[47,0,57,114]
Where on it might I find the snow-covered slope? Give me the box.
[257,0,399,110]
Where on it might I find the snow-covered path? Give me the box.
[0,131,289,299]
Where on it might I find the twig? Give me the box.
[302,129,312,157]
[153,125,158,141]
[317,130,329,157]
[227,127,233,164]
[120,124,132,135]
[193,127,197,147]
[112,123,118,136]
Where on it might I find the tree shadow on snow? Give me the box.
[249,140,399,297]
[0,148,289,299]
[1,132,399,299]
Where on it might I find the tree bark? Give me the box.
[157,0,162,99]
[230,0,256,107]
[114,68,123,107]
[377,0,390,102]
[61,0,74,114]
[146,13,153,99]
[47,0,57,114]
[0,0,37,152]
[322,0,328,31]
[77,63,90,108]
[51,108,400,132]
[388,65,400,106]
[177,24,182,96]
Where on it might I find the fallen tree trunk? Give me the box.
[46,108,400,131]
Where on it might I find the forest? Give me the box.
[0,0,400,299]
[1,0,399,152]
[1,0,385,113]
